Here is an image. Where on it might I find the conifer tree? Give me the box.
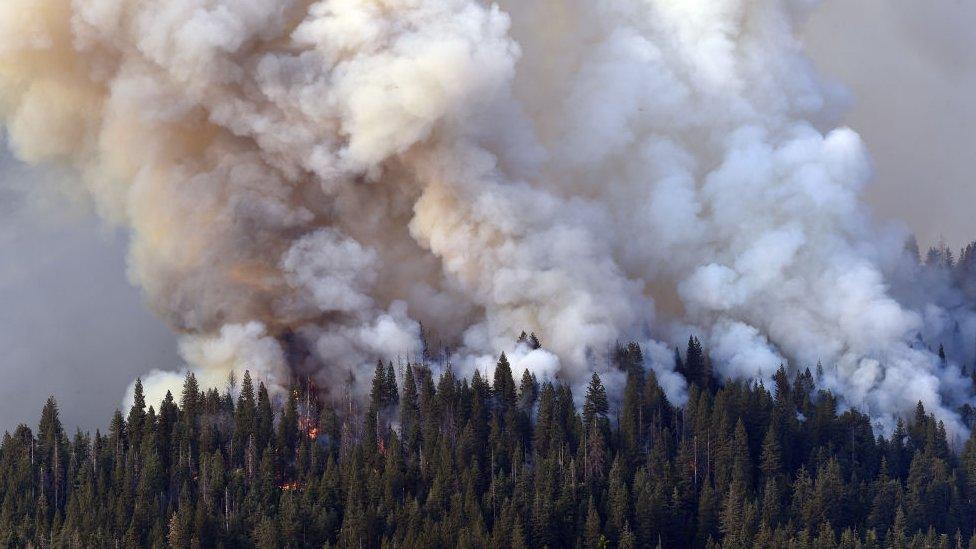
[5,339,976,547]
[127,378,147,448]
[370,360,387,413]
[493,352,517,410]
[583,373,609,432]
[730,419,752,490]
[620,358,643,455]
[584,497,603,549]
[386,361,399,406]
[277,391,298,463]
[760,422,783,482]
[255,382,274,452]
[400,364,420,453]
[517,369,538,410]
[685,336,706,387]
[607,457,630,543]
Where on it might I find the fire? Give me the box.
[298,416,319,440]
[279,481,302,492]
[295,378,321,441]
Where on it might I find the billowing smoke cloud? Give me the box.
[1,0,973,433]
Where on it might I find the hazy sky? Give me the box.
[0,0,973,433]
[804,0,976,250]
[0,145,178,433]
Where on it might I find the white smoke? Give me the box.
[132,321,290,409]
[1,0,972,433]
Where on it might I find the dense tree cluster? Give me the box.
[4,338,976,548]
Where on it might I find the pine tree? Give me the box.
[37,397,66,517]
[730,419,752,490]
[277,391,298,464]
[233,370,257,466]
[127,378,147,449]
[685,336,706,388]
[366,361,386,453]
[167,511,186,548]
[619,521,636,549]
[813,521,836,549]
[493,353,517,410]
[518,369,538,410]
[400,364,420,453]
[253,514,280,548]
[760,477,781,529]
[759,422,782,482]
[386,361,399,406]
[607,457,630,543]
[180,372,200,419]
[511,515,528,549]
[583,373,609,432]
[7,339,976,548]
[370,360,387,413]
[720,475,745,545]
[620,358,643,455]
[255,382,274,452]
[179,371,201,462]
[237,370,256,425]
[584,497,603,549]
[697,480,720,545]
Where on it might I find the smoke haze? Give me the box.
[0,142,178,433]
[0,0,974,434]
[804,0,976,250]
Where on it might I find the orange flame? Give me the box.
[298,416,319,440]
[279,481,303,492]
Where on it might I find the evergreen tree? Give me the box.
[517,369,538,410]
[370,360,388,413]
[759,422,783,482]
[620,350,644,455]
[386,361,399,406]
[685,336,707,388]
[493,352,517,410]
[127,378,147,448]
[255,382,274,452]
[584,497,604,549]
[607,457,630,543]
[583,373,609,432]
[4,340,976,548]
[400,364,420,453]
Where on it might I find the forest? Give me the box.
[4,0,976,544]
[4,244,976,548]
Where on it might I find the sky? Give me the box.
[0,0,974,433]
[803,0,976,250]
[0,144,178,433]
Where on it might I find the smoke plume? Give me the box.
[1,0,973,433]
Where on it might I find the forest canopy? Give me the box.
[4,331,976,548]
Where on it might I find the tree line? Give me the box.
[3,337,976,548]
